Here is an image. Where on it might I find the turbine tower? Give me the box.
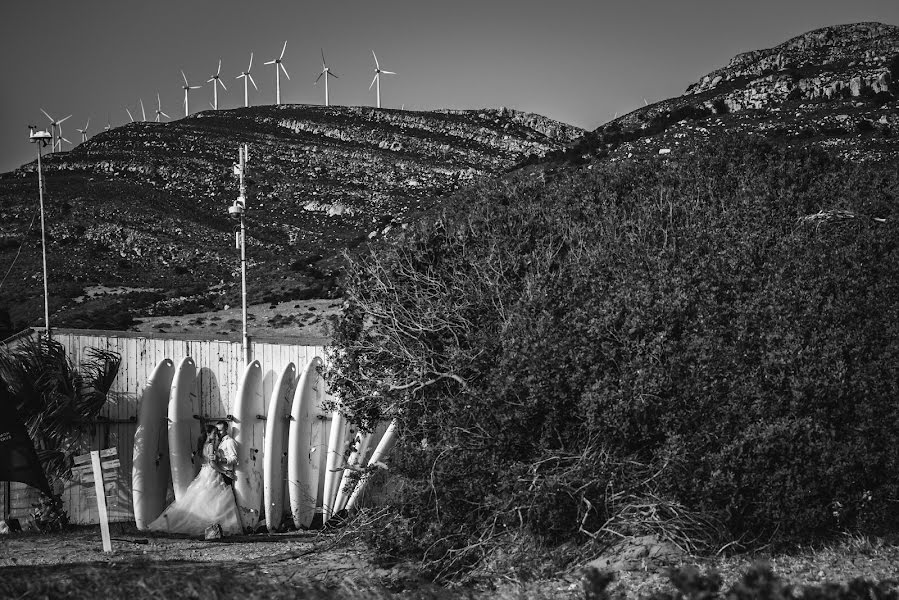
[155,93,170,122]
[181,70,202,116]
[314,49,338,106]
[264,40,290,105]
[369,50,396,109]
[39,109,71,154]
[76,118,90,143]
[207,59,227,110]
[236,52,257,108]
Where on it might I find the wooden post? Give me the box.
[90,451,112,552]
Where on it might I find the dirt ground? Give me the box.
[130,298,342,339]
[2,524,899,600]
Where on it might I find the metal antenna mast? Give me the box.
[229,144,250,363]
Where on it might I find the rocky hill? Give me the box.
[0,105,581,333]
[561,22,899,163]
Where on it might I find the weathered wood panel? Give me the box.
[3,328,328,524]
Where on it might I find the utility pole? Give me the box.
[229,144,250,363]
[29,126,52,337]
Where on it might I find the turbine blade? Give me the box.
[370,73,378,90]
[191,85,201,89]
[281,63,290,80]
[320,48,326,66]
[237,73,244,80]
[85,118,90,129]
[161,111,170,118]
[157,92,162,107]
[330,71,339,79]
[41,108,53,122]
[315,72,324,84]
[126,108,134,122]
[280,40,287,60]
[264,59,276,65]
[58,115,71,124]
[249,73,258,90]
[207,77,215,83]
[217,59,222,75]
[61,137,70,144]
[182,70,189,86]
[382,70,396,75]
[372,50,379,69]
[247,52,253,71]
[219,79,227,91]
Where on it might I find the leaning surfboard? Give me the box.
[233,360,265,531]
[263,362,296,532]
[333,423,384,514]
[345,419,399,512]
[287,357,325,529]
[321,408,351,521]
[132,358,175,530]
[168,356,200,501]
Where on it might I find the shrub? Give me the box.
[326,136,899,578]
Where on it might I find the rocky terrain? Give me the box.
[564,22,899,163]
[0,106,581,334]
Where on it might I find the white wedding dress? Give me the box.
[148,443,243,536]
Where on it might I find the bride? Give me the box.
[148,424,243,536]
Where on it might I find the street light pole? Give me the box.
[229,144,250,363]
[29,126,52,338]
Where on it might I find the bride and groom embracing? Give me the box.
[148,420,244,536]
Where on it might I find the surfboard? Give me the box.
[168,356,200,501]
[345,419,399,512]
[287,357,325,529]
[232,360,265,531]
[321,408,350,521]
[263,362,296,532]
[132,358,175,530]
[333,428,375,514]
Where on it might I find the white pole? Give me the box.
[37,143,50,336]
[275,68,281,105]
[214,83,218,110]
[239,144,249,363]
[325,76,329,107]
[376,76,381,109]
[244,78,249,108]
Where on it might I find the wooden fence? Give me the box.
[1,328,329,524]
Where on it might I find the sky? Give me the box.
[2,0,899,174]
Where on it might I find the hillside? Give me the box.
[0,105,581,334]
[559,22,899,163]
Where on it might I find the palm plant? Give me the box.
[0,337,120,481]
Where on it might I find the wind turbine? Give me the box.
[314,48,338,106]
[40,109,71,154]
[236,52,257,108]
[207,59,227,110]
[76,118,90,143]
[264,40,290,105]
[369,50,396,109]
[181,70,202,116]
[155,93,170,122]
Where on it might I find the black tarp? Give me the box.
[0,380,51,495]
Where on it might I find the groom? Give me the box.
[215,420,238,486]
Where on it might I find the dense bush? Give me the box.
[326,136,899,577]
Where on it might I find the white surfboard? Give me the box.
[321,408,350,521]
[333,422,386,514]
[232,360,265,531]
[132,358,175,530]
[345,419,399,512]
[287,357,325,529]
[263,362,296,532]
[168,356,200,501]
